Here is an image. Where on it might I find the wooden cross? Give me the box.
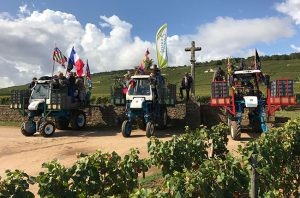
[185,41,201,95]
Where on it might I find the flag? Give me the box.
[227,57,231,65]
[53,47,67,67]
[87,79,92,89]
[156,23,168,69]
[138,62,144,74]
[145,49,150,60]
[255,49,261,70]
[86,59,91,81]
[254,49,264,81]
[68,47,85,76]
[227,57,233,75]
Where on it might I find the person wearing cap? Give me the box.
[124,70,131,88]
[213,67,226,81]
[28,77,37,89]
[180,72,193,101]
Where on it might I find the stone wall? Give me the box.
[0,104,225,127]
[0,105,24,122]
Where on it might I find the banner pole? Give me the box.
[51,61,55,77]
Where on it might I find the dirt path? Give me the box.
[0,126,257,177]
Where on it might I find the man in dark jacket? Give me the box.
[28,77,37,89]
[180,72,193,101]
[214,67,226,81]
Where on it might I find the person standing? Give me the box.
[213,67,226,81]
[28,77,37,89]
[180,73,193,101]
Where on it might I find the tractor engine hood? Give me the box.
[28,100,44,110]
[243,96,258,107]
[130,98,145,109]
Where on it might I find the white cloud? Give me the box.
[0,8,295,88]
[0,77,14,88]
[18,4,31,17]
[276,0,300,25]
[291,44,300,51]
[0,12,13,20]
[168,17,294,63]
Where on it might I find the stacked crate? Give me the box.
[10,90,30,109]
[164,84,176,106]
[269,79,295,105]
[111,87,126,106]
[271,80,294,97]
[211,81,229,98]
[210,81,231,106]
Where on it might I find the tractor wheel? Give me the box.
[70,111,86,130]
[39,121,55,137]
[21,120,36,136]
[55,118,69,130]
[121,120,132,137]
[146,122,155,138]
[230,121,241,140]
[227,117,232,135]
[158,108,168,130]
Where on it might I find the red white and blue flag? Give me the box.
[68,47,85,76]
[53,47,67,68]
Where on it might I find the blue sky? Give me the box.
[0,0,300,87]
[0,0,291,40]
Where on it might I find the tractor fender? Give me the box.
[130,98,145,109]
[28,100,44,110]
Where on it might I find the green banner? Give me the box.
[156,23,168,69]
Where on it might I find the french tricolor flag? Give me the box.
[68,47,85,77]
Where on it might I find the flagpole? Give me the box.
[64,64,68,77]
[52,43,56,78]
[51,61,55,77]
[254,48,257,69]
[85,59,88,87]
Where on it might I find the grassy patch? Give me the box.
[0,121,21,127]
[276,109,300,121]
[139,172,164,189]
[2,59,300,97]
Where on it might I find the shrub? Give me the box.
[0,170,34,198]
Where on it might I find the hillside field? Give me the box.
[1,59,300,98]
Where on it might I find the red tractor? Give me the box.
[211,67,296,140]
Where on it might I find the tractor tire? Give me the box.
[55,118,69,130]
[146,122,155,138]
[39,121,55,137]
[21,120,36,136]
[70,111,86,130]
[158,108,168,130]
[230,121,241,140]
[121,120,132,137]
[227,117,232,135]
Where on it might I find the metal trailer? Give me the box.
[210,69,296,140]
[10,79,90,137]
[111,75,176,137]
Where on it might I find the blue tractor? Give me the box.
[211,69,295,140]
[111,74,176,137]
[10,78,90,137]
